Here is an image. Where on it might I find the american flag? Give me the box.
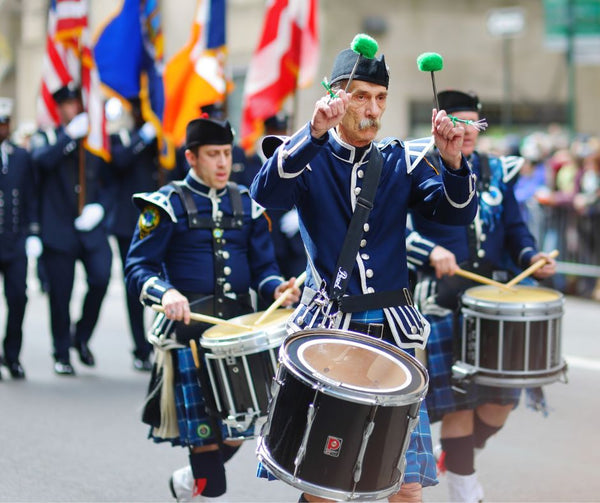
[240,0,319,153]
[37,0,109,160]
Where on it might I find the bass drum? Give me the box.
[257,329,428,501]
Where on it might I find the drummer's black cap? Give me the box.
[185,117,234,150]
[437,90,481,113]
[330,49,389,89]
[52,82,81,104]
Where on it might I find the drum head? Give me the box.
[201,309,292,354]
[465,285,561,304]
[282,330,427,406]
[202,309,292,340]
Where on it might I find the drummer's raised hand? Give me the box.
[310,90,351,140]
[161,288,191,325]
[274,277,302,307]
[429,245,458,279]
[530,252,557,279]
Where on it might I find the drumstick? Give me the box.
[189,339,201,368]
[151,305,253,330]
[454,267,513,291]
[505,249,559,288]
[253,271,307,326]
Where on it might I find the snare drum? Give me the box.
[200,309,292,439]
[455,285,567,388]
[257,329,428,501]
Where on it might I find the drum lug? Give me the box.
[451,361,479,395]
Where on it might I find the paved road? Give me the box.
[1,259,599,502]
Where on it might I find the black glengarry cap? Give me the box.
[185,117,234,149]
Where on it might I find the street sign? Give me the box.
[487,7,526,38]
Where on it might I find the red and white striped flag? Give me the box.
[37,0,109,161]
[240,0,319,153]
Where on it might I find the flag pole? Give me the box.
[78,38,86,216]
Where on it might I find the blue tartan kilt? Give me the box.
[425,313,521,423]
[149,347,254,447]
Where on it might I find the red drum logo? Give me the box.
[324,435,343,457]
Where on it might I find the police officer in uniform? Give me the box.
[0,97,40,379]
[125,117,300,502]
[406,90,556,502]
[106,97,159,371]
[30,84,113,376]
[231,113,306,280]
[251,41,478,503]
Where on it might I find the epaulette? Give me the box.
[132,188,177,222]
[499,155,525,183]
[403,137,435,174]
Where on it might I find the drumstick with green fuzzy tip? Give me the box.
[417,52,444,111]
[344,33,379,92]
[417,52,488,132]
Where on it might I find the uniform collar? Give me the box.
[184,170,227,197]
[329,128,372,164]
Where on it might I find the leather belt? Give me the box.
[347,321,394,344]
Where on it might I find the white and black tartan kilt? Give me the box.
[425,313,521,424]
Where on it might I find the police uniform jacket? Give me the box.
[106,128,160,238]
[30,127,111,253]
[250,123,478,348]
[125,171,284,307]
[407,151,536,274]
[0,140,38,261]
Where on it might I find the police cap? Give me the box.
[330,49,389,89]
[52,83,81,104]
[437,90,481,113]
[0,97,13,123]
[264,113,288,133]
[185,117,234,150]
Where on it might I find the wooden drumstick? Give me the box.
[454,267,513,291]
[505,249,559,288]
[151,305,253,330]
[253,271,307,326]
[189,339,201,368]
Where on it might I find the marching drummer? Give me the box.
[251,37,478,502]
[406,89,556,502]
[124,116,301,502]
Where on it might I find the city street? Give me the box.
[1,258,599,502]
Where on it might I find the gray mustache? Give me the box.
[358,118,381,130]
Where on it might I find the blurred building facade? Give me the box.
[0,0,598,141]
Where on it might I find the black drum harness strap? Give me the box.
[170,181,244,317]
[310,145,412,328]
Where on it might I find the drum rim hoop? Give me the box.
[279,329,428,406]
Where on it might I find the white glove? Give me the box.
[25,236,43,259]
[280,209,300,238]
[65,112,89,139]
[74,203,105,232]
[139,122,157,143]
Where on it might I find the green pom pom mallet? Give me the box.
[417,52,444,111]
[344,34,379,92]
[417,52,488,131]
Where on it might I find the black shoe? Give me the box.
[54,360,76,376]
[73,340,95,367]
[133,357,152,372]
[7,361,26,379]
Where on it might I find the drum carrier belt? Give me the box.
[329,146,411,313]
[170,181,245,317]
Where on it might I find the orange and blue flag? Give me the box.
[162,0,232,147]
[94,0,173,167]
